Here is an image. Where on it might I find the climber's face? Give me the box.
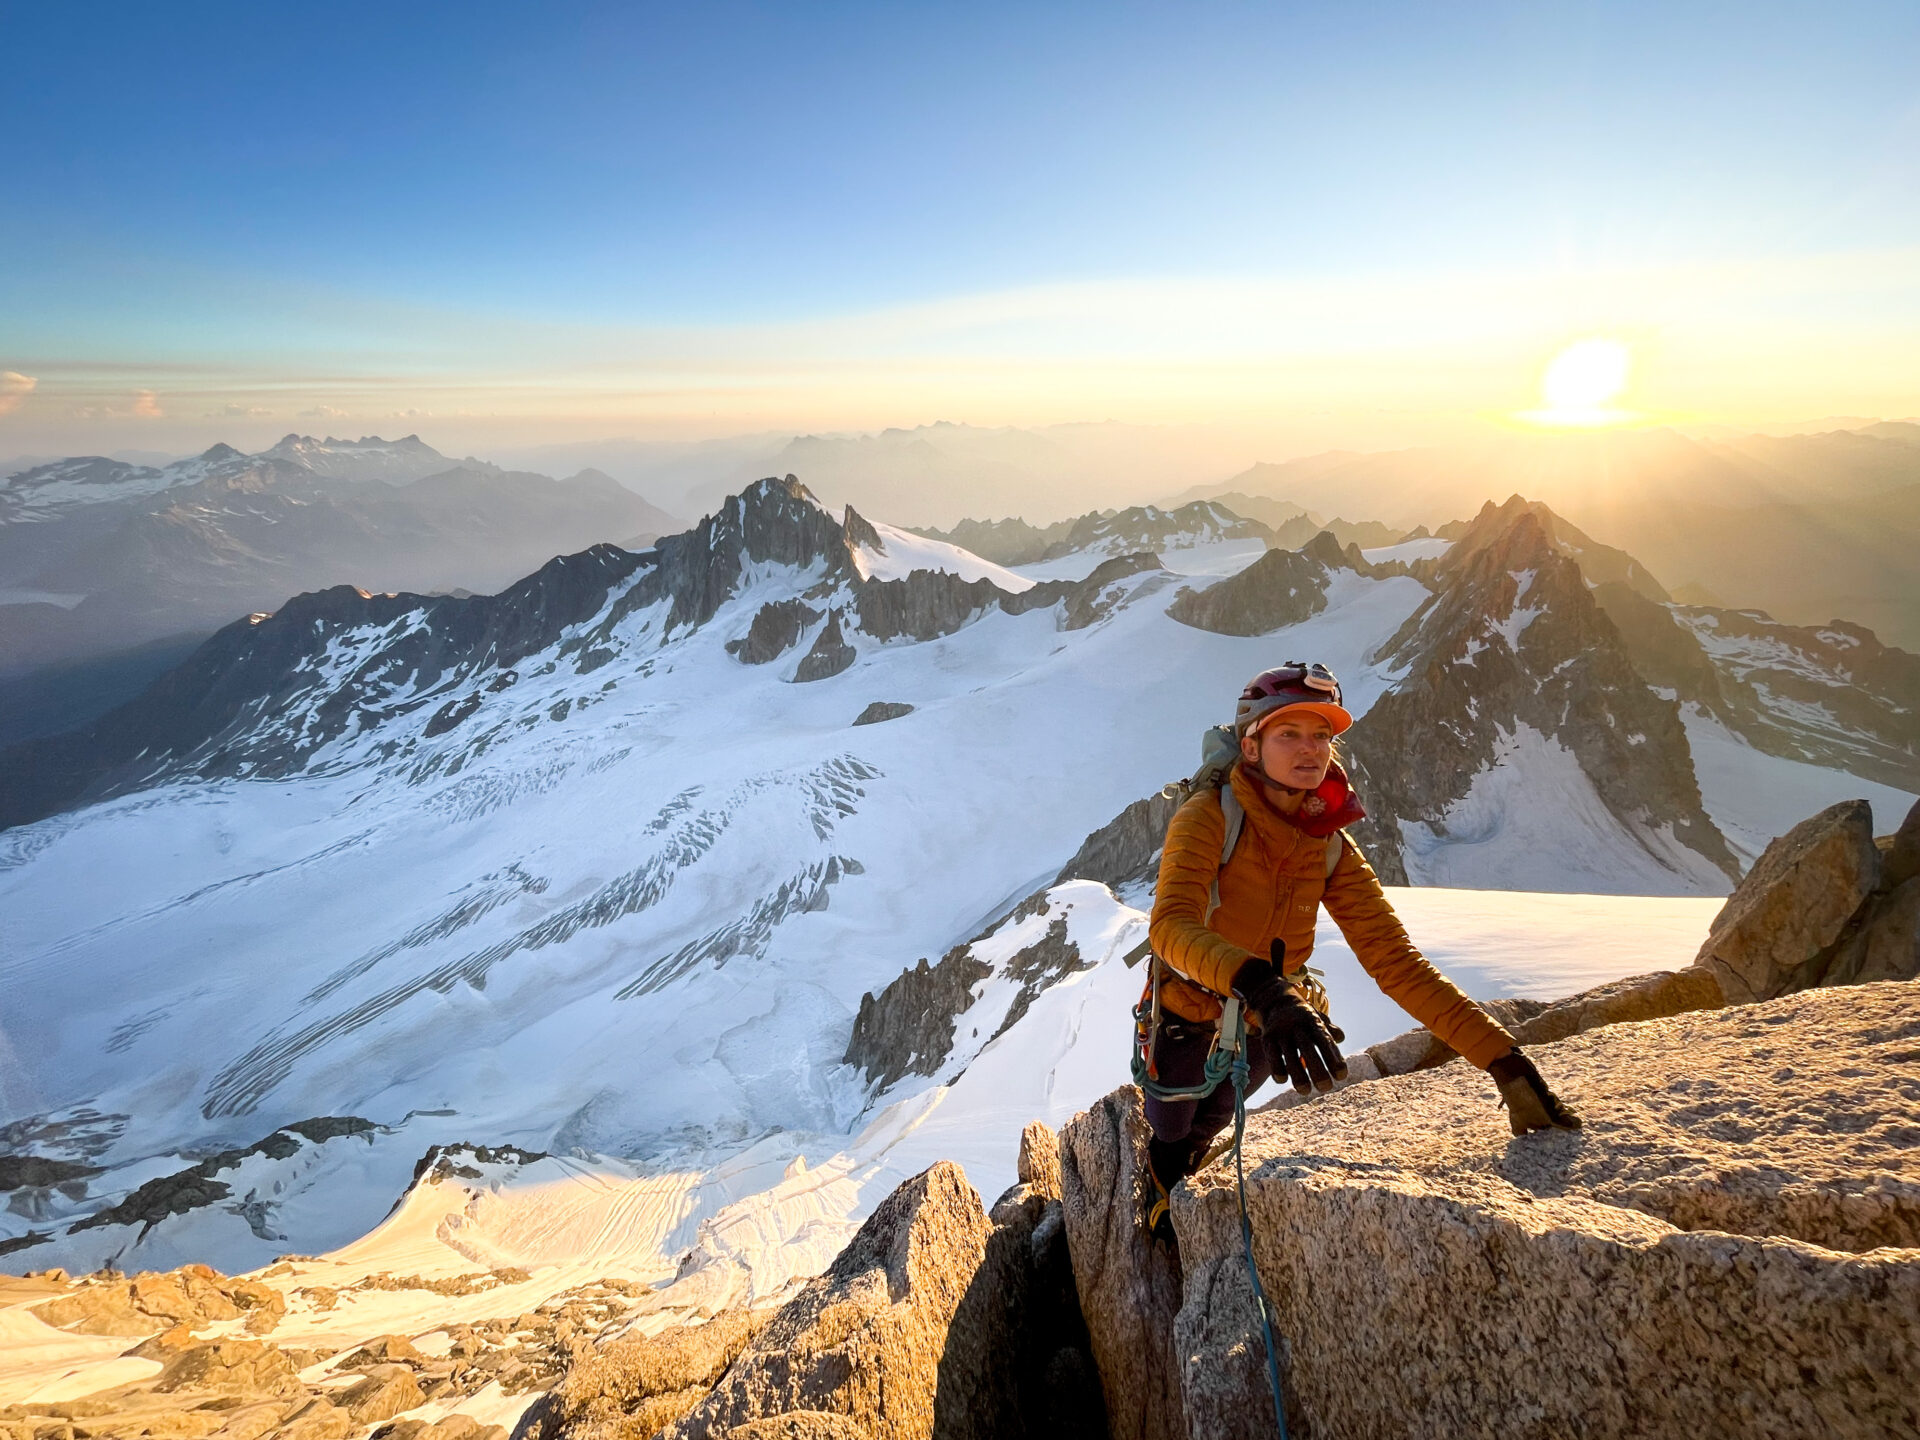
[1241,710,1335,790]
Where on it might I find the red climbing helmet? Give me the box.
[1235,661,1353,738]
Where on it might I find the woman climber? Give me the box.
[1140,661,1581,1240]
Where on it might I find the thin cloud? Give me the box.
[131,390,164,418]
[299,405,349,419]
[208,403,273,418]
[0,371,36,416]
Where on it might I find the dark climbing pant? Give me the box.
[1141,1014,1274,1185]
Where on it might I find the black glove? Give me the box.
[1486,1046,1582,1135]
[1232,943,1347,1095]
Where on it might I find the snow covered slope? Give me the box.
[1,476,1904,1283]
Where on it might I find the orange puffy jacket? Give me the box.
[1147,762,1515,1070]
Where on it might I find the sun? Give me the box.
[1517,338,1636,427]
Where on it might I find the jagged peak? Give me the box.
[842,503,884,552]
[1299,529,1348,568]
[197,442,245,463]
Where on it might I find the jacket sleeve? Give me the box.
[1320,835,1515,1069]
[1149,794,1256,998]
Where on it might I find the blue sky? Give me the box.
[4,1,1918,452]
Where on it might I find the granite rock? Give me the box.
[661,1162,994,1440]
[1057,1088,1184,1440]
[1171,982,1920,1439]
[1695,798,1879,1001]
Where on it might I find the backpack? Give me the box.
[1125,724,1343,963]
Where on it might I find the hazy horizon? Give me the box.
[6,3,1918,470]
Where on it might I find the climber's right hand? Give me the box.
[1233,955,1347,1095]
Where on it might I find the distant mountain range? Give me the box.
[912,500,1415,568]
[1177,422,1920,649]
[0,435,678,742]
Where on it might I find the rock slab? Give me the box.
[1057,1089,1185,1440]
[1171,982,1920,1440]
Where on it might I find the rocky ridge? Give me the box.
[1596,582,1920,793]
[0,479,1176,832]
[1342,506,1739,886]
[909,502,1265,568]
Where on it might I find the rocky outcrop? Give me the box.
[733,600,822,665]
[842,505,885,554]
[1057,1090,1184,1440]
[661,1161,999,1440]
[844,945,992,1091]
[1059,553,1164,631]
[0,1156,101,1191]
[516,1308,769,1440]
[851,701,914,726]
[1165,548,1329,637]
[794,611,857,682]
[1052,791,1181,894]
[853,570,1002,643]
[65,1119,376,1242]
[1695,799,1882,1001]
[31,1263,287,1337]
[1344,505,1738,887]
[535,1143,1097,1440]
[10,1265,634,1438]
[1166,982,1920,1439]
[844,890,1091,1091]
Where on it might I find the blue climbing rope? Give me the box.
[1231,1051,1290,1440]
[1133,993,1291,1437]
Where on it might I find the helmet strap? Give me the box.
[1241,757,1309,797]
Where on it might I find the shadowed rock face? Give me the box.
[793,610,856,682]
[851,701,914,726]
[843,946,991,1092]
[1343,508,1738,886]
[853,570,1003,643]
[1165,548,1329,637]
[843,892,1087,1091]
[1051,791,1181,894]
[733,599,822,665]
[1165,982,1920,1440]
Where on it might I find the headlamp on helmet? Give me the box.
[1234,661,1353,738]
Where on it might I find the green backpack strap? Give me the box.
[1207,783,1244,923]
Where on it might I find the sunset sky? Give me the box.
[5,1,1918,458]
